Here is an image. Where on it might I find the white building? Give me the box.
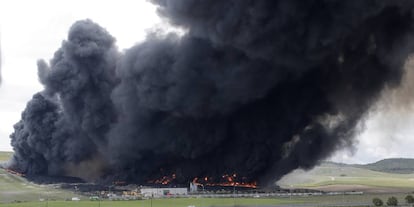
[141,188,188,197]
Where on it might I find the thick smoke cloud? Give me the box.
[12,20,118,176]
[8,0,414,185]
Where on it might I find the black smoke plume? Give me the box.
[8,0,414,185]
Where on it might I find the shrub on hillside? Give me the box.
[405,195,414,204]
[386,196,398,206]
[373,198,383,206]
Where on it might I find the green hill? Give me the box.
[277,161,414,192]
[356,158,414,174]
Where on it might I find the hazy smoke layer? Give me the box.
[9,0,414,185]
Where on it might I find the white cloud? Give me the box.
[330,103,414,164]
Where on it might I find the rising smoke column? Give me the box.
[38,19,118,152]
[9,0,414,185]
[10,20,118,177]
[10,93,61,174]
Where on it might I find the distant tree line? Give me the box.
[372,195,414,206]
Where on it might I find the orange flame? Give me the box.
[192,173,257,189]
[149,172,257,188]
[148,174,177,185]
[5,169,25,177]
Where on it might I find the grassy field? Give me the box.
[295,192,414,205]
[2,194,414,207]
[2,193,414,207]
[277,162,414,192]
[0,198,300,207]
[0,151,81,203]
[0,167,82,203]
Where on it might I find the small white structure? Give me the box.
[71,197,80,201]
[107,193,124,200]
[189,182,198,193]
[141,188,187,197]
